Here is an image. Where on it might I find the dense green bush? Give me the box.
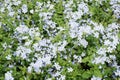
[0,0,120,80]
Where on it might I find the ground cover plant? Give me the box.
[0,0,120,80]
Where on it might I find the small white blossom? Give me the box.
[79,39,88,48]
[7,5,12,12]
[46,78,52,80]
[6,55,11,60]
[54,63,61,70]
[78,2,89,13]
[109,55,116,60]
[92,56,110,64]
[94,32,99,38]
[16,25,29,34]
[30,59,42,73]
[42,55,51,65]
[58,40,67,51]
[97,48,106,55]
[91,76,101,80]
[14,46,32,59]
[2,42,7,50]
[4,0,10,4]
[67,67,73,72]
[21,4,28,13]
[0,7,5,12]
[5,71,14,80]
[58,75,65,80]
[81,52,86,57]
[8,12,15,17]
[25,40,32,46]
[27,66,32,73]
[30,9,34,14]
[53,71,61,77]
[115,67,120,76]
[13,1,21,6]
[78,56,82,63]
[29,27,40,39]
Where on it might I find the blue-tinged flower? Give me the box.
[21,4,28,13]
[91,76,101,80]
[5,71,14,80]
[67,67,73,72]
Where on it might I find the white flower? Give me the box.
[70,32,76,38]
[83,25,92,34]
[14,46,32,59]
[25,40,32,46]
[91,75,101,80]
[93,23,104,33]
[107,47,114,53]
[99,66,102,69]
[46,78,52,80]
[114,67,120,76]
[33,43,40,51]
[8,12,15,17]
[54,63,61,70]
[81,52,86,57]
[55,72,61,77]
[27,66,32,73]
[67,67,73,72]
[21,36,28,40]
[21,4,28,13]
[58,75,66,80]
[30,59,43,73]
[13,1,21,6]
[69,20,79,29]
[5,71,14,80]
[97,48,106,55]
[112,36,119,45]
[104,40,111,46]
[28,27,40,39]
[92,56,110,64]
[108,23,119,30]
[6,55,11,60]
[78,56,82,63]
[71,12,83,20]
[110,0,118,4]
[111,4,120,18]
[7,5,12,12]
[73,55,78,59]
[0,22,1,27]
[0,7,5,12]
[94,32,99,38]
[30,9,34,14]
[109,55,116,60]
[79,39,88,48]
[16,25,29,34]
[8,65,14,68]
[33,39,51,51]
[4,0,10,4]
[42,55,51,65]
[115,70,120,76]
[78,2,89,13]
[49,4,54,9]
[58,40,67,51]
[2,42,7,49]
[36,2,43,7]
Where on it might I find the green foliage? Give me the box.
[52,0,65,27]
[88,0,116,26]
[0,0,120,80]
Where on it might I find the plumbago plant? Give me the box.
[0,0,120,80]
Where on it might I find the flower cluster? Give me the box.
[0,0,120,80]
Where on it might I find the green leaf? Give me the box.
[94,69,102,78]
[82,70,91,79]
